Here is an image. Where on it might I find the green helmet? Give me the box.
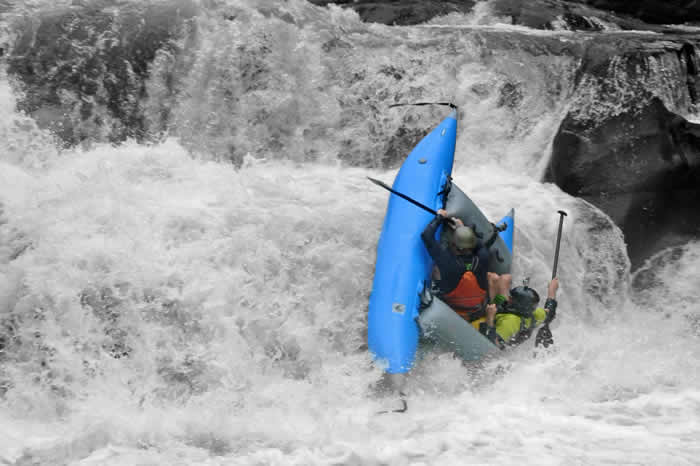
[453,226,477,251]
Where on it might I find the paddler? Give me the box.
[421,209,491,322]
[479,274,559,348]
[422,209,560,349]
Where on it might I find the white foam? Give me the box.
[1,1,698,464]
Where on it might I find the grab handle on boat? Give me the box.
[389,101,457,110]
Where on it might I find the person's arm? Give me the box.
[421,214,445,255]
[543,278,558,323]
[481,303,506,349]
[421,210,463,294]
[531,278,559,325]
[534,278,559,347]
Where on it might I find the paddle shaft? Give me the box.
[367,177,509,234]
[536,210,567,348]
[367,177,439,217]
[551,210,567,279]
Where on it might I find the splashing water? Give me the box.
[1,1,699,464]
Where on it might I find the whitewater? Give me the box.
[1,1,699,464]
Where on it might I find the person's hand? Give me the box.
[486,303,497,326]
[437,209,462,228]
[547,278,559,299]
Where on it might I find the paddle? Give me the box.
[367,177,440,216]
[367,177,510,235]
[367,177,462,230]
[535,210,567,348]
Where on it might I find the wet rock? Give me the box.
[491,0,656,31]
[308,0,477,25]
[558,12,605,31]
[544,35,700,270]
[310,0,698,30]
[309,0,622,30]
[679,43,700,105]
[576,0,700,25]
[549,94,700,269]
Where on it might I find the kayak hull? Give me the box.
[368,111,458,374]
[368,110,516,373]
[418,297,500,361]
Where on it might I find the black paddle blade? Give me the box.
[535,324,553,348]
[367,176,390,190]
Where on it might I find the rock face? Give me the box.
[490,0,649,31]
[307,0,477,25]
[547,38,700,269]
[549,98,700,270]
[577,0,700,25]
[310,0,700,29]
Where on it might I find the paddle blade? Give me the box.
[367,176,389,190]
[535,324,553,348]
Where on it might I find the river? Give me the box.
[1,1,699,464]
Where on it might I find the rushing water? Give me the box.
[1,1,699,464]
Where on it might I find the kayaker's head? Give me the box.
[451,226,477,254]
[509,286,540,316]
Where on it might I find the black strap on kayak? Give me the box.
[437,176,452,209]
[485,222,508,263]
[484,227,504,248]
[389,102,458,111]
[373,103,457,216]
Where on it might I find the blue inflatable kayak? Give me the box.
[368,110,458,374]
[368,110,515,374]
